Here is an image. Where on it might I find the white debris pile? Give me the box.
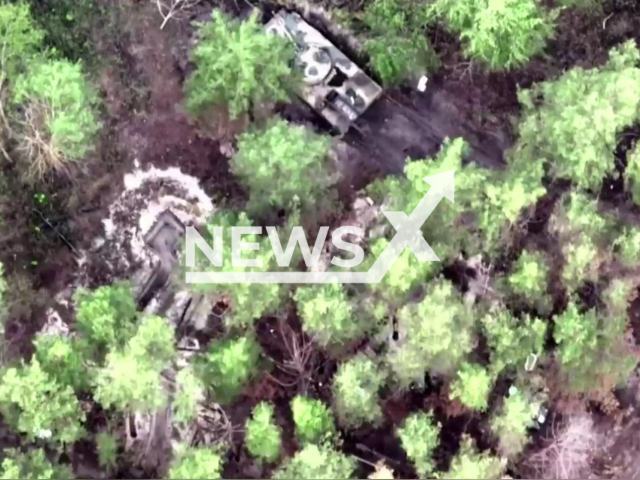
[94,163,215,277]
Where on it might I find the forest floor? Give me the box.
[3,0,640,477]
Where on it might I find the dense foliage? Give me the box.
[232,119,333,213]
[185,10,296,118]
[245,402,282,463]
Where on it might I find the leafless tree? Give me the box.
[153,0,202,30]
[526,415,598,479]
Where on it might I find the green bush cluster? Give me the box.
[396,412,441,476]
[291,396,336,445]
[490,391,538,458]
[272,443,356,479]
[432,0,555,70]
[449,362,493,411]
[245,402,282,462]
[0,448,72,479]
[185,10,296,118]
[168,445,224,480]
[333,354,385,427]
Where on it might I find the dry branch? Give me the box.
[153,0,202,29]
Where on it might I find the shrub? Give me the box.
[553,301,637,393]
[333,355,385,427]
[245,402,282,463]
[168,445,224,479]
[603,278,636,320]
[561,238,601,289]
[446,436,505,479]
[74,282,138,356]
[272,443,356,479]
[481,306,546,376]
[0,359,85,444]
[387,278,474,386]
[198,335,261,404]
[294,284,362,348]
[12,59,100,178]
[173,366,205,424]
[185,10,295,118]
[33,333,91,391]
[361,0,435,85]
[624,141,640,205]
[184,211,283,328]
[449,363,493,411]
[0,3,45,79]
[396,412,440,476]
[93,316,175,413]
[96,432,118,470]
[614,227,640,268]
[232,119,332,213]
[0,448,72,479]
[432,0,555,70]
[515,40,640,190]
[291,396,336,445]
[490,391,538,458]
[506,250,552,312]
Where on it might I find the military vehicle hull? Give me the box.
[265,11,383,134]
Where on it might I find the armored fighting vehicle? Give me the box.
[265,11,383,134]
[133,210,209,330]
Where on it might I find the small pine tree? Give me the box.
[294,283,362,348]
[396,412,441,476]
[291,396,336,445]
[0,2,45,80]
[272,443,356,479]
[197,335,261,404]
[445,436,505,479]
[613,227,640,268]
[506,250,552,313]
[232,119,333,213]
[449,363,493,411]
[387,278,474,386]
[432,0,555,70]
[185,10,296,118]
[490,391,538,458]
[0,359,85,444]
[245,402,282,463]
[333,355,385,427]
[168,445,224,479]
[95,432,119,471]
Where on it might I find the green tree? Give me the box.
[0,448,72,479]
[0,2,45,80]
[396,412,441,477]
[445,436,504,479]
[12,58,100,178]
[481,306,546,376]
[272,443,356,479]
[74,282,138,356]
[553,301,637,393]
[449,363,493,411]
[184,211,283,328]
[291,396,336,445]
[197,335,261,404]
[505,249,552,313]
[361,0,436,85]
[185,10,295,118]
[95,431,119,471]
[294,283,363,348]
[432,0,555,70]
[614,227,640,268]
[515,40,640,190]
[33,333,91,391]
[232,119,332,213]
[93,316,175,413]
[0,359,85,444]
[245,402,282,463]
[168,445,224,479]
[333,355,385,427]
[490,391,538,458]
[173,366,205,424]
[387,278,474,386]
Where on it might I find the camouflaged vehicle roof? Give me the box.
[265,11,383,133]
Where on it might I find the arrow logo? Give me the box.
[185,170,454,284]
